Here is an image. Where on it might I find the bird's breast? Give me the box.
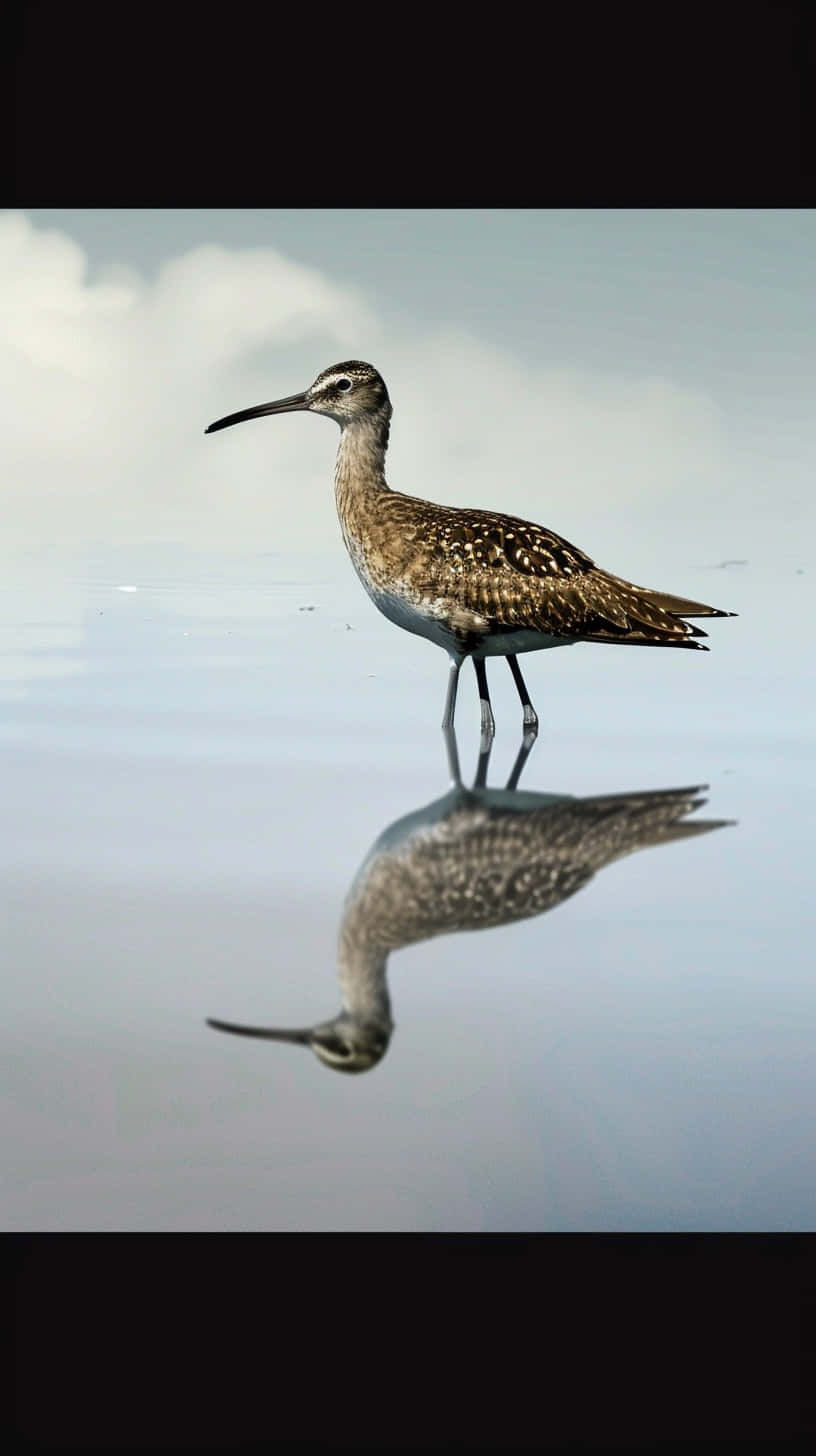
[363,573,487,654]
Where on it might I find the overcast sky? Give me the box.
[4,208,815,574]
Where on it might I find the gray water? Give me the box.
[3,544,813,1229]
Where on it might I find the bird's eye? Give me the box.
[337,378,352,392]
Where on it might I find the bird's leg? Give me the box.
[505,655,539,791]
[474,658,496,740]
[472,735,495,789]
[442,657,463,785]
[444,723,463,787]
[472,658,495,787]
[506,654,539,736]
[505,733,536,791]
[441,657,462,731]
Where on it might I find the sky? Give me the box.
[6,208,815,573]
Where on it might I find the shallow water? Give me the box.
[3,545,814,1229]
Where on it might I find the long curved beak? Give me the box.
[206,1017,311,1044]
[205,392,309,434]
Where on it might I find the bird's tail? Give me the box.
[639,588,737,619]
[571,786,735,862]
[578,574,738,649]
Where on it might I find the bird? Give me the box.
[205,360,735,749]
[206,739,732,1075]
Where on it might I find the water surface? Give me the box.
[3,545,813,1229]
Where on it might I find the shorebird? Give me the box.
[206,361,734,752]
[207,732,731,1074]
[207,775,730,1074]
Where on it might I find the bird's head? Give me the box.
[205,361,390,435]
[206,1010,392,1074]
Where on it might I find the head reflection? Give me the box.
[208,730,732,1073]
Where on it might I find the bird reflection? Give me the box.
[208,731,732,1073]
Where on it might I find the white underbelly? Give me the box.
[364,579,575,659]
[369,585,462,653]
[476,628,575,657]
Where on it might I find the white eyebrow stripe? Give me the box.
[318,372,356,389]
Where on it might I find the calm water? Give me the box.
[3,545,814,1229]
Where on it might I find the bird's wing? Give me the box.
[435,509,597,580]
[435,508,708,644]
[385,496,731,647]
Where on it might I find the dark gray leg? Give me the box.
[444,723,463,786]
[441,657,462,731]
[472,658,495,787]
[505,733,536,791]
[505,655,539,790]
[473,659,496,740]
[442,658,463,785]
[506,654,539,733]
[472,734,495,789]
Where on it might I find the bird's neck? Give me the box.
[334,410,392,523]
[336,922,393,1033]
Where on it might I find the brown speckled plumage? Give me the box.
[206,360,735,737]
[341,784,725,956]
[207,779,731,1073]
[339,484,722,651]
[323,362,734,656]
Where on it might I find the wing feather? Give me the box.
[391,496,733,649]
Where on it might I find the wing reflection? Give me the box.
[208,732,733,1073]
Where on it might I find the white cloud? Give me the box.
[0,213,379,551]
[1,212,739,566]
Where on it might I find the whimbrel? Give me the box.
[206,361,734,755]
[207,737,731,1075]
